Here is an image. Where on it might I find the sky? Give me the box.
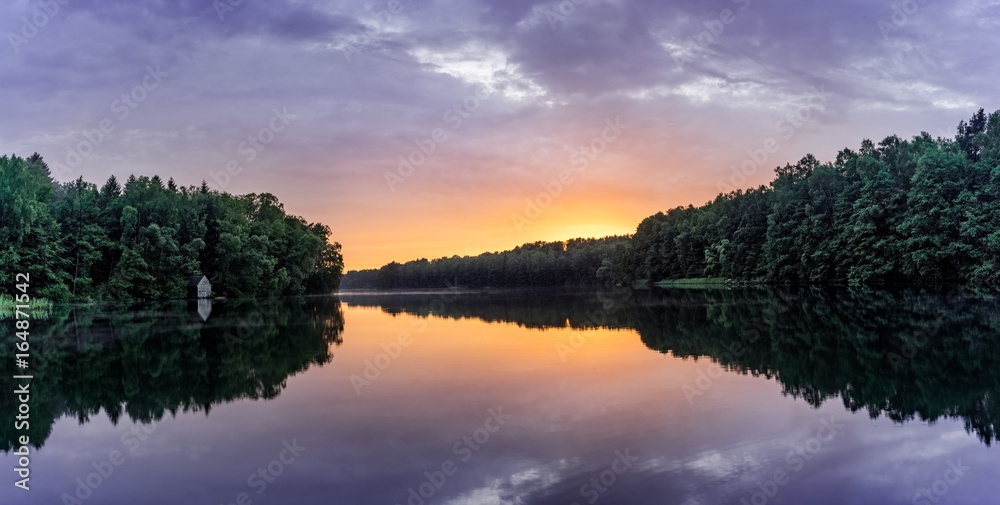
[2,0,998,270]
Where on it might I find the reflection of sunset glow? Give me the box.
[326,305,778,417]
[320,306,739,427]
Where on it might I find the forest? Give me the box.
[624,108,1000,285]
[340,236,631,290]
[0,154,343,300]
[347,108,1000,288]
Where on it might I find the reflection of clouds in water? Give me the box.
[441,483,507,505]
[507,467,556,488]
[439,470,545,505]
[684,451,739,480]
[436,449,769,505]
[440,458,601,505]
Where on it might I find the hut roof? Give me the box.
[187,275,209,287]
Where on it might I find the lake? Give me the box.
[2,287,999,504]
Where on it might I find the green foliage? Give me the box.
[0,157,343,300]
[653,278,730,288]
[0,295,53,320]
[341,237,631,289]
[629,109,1000,285]
[0,154,71,299]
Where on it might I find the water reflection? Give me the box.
[1,288,998,504]
[342,287,1000,445]
[0,298,343,452]
[8,288,997,451]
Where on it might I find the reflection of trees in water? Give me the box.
[340,288,638,330]
[0,297,344,451]
[343,287,1000,445]
[635,287,1000,445]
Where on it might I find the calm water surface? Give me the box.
[2,288,999,504]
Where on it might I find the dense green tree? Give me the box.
[0,157,343,300]
[627,109,1000,286]
[52,177,113,297]
[0,155,70,298]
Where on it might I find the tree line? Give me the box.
[624,108,1000,285]
[0,154,343,300]
[340,237,631,289]
[347,108,1000,288]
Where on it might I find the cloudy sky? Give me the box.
[2,0,997,269]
